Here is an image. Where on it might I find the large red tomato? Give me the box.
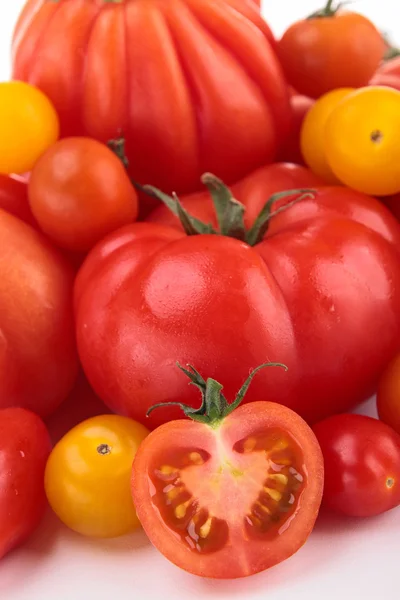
[0,210,78,417]
[132,365,323,578]
[0,408,51,559]
[13,0,290,202]
[75,166,400,429]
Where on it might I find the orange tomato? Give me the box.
[45,415,149,538]
[300,88,354,183]
[0,82,59,175]
[325,87,400,196]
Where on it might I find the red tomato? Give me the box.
[278,96,314,165]
[384,193,400,222]
[0,210,78,417]
[28,138,138,254]
[76,166,400,430]
[131,365,323,578]
[0,408,51,559]
[377,353,400,436]
[369,73,400,91]
[277,5,385,99]
[13,0,290,209]
[313,414,400,517]
[376,56,400,78]
[0,174,35,226]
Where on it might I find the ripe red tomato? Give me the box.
[28,138,138,253]
[76,166,400,429]
[0,174,35,226]
[13,0,290,204]
[277,4,385,99]
[377,353,400,436]
[384,193,400,222]
[278,95,314,165]
[131,365,323,578]
[0,408,51,559]
[313,414,400,517]
[0,210,78,417]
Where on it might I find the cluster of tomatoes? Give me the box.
[2,0,400,584]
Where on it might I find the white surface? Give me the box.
[0,1,399,599]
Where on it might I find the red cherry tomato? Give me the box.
[0,408,51,559]
[0,174,35,226]
[313,414,400,517]
[377,353,400,435]
[131,366,323,578]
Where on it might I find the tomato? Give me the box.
[278,95,314,166]
[377,353,400,436]
[325,87,400,196]
[45,415,149,538]
[28,138,138,253]
[300,88,354,183]
[0,81,59,175]
[375,56,400,78]
[383,193,400,222]
[0,174,35,226]
[0,408,51,559]
[75,166,400,430]
[13,0,290,207]
[313,414,400,517]
[0,209,78,417]
[131,364,324,578]
[277,2,385,99]
[369,73,400,92]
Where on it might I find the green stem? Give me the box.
[147,362,288,426]
[307,0,351,18]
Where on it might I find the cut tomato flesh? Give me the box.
[151,428,305,555]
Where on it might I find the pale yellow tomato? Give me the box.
[325,86,400,196]
[45,415,149,538]
[300,88,354,183]
[0,81,59,174]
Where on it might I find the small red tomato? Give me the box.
[278,95,314,165]
[28,138,138,254]
[377,353,400,435]
[313,414,400,517]
[0,174,35,226]
[0,408,51,559]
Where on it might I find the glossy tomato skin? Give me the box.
[0,174,35,226]
[28,138,138,254]
[131,401,324,578]
[13,0,290,202]
[313,414,400,517]
[278,95,314,165]
[0,408,52,559]
[0,210,78,417]
[76,172,400,429]
[277,12,385,99]
[377,353,400,435]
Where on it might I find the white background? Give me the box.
[0,2,399,599]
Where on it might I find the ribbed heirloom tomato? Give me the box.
[131,365,324,578]
[13,0,291,205]
[75,163,400,429]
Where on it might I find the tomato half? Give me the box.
[377,353,400,435]
[29,138,138,253]
[0,408,51,559]
[313,414,400,517]
[45,415,149,538]
[131,366,323,578]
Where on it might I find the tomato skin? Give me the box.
[76,171,400,429]
[0,408,52,559]
[0,174,36,226]
[277,12,385,99]
[132,401,324,579]
[369,72,400,92]
[13,0,290,204]
[377,353,400,436]
[28,138,138,253]
[45,415,149,538]
[376,56,400,78]
[313,414,400,517]
[0,210,78,417]
[277,95,314,166]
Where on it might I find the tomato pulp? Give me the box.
[132,366,324,578]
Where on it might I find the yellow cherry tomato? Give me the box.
[0,81,59,175]
[325,86,400,196]
[300,88,354,184]
[45,415,149,538]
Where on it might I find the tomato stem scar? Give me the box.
[370,130,383,143]
[386,477,395,488]
[97,443,111,455]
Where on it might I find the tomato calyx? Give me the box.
[107,137,129,169]
[147,362,288,426]
[143,175,315,246]
[307,0,348,19]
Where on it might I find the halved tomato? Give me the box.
[131,365,324,579]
